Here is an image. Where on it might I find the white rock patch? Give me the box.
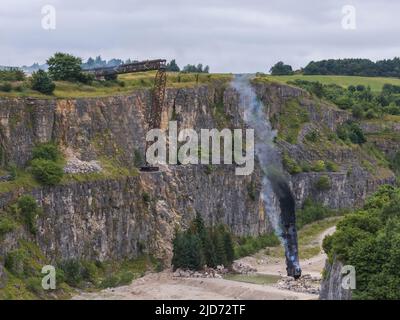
[64,158,102,174]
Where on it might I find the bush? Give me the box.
[325,160,339,172]
[296,198,335,229]
[282,153,302,174]
[4,242,44,278]
[30,158,64,185]
[142,192,151,203]
[0,215,17,236]
[47,52,83,82]
[26,277,44,295]
[315,175,331,191]
[17,195,42,235]
[8,163,17,180]
[305,130,318,142]
[59,260,85,287]
[5,249,27,276]
[100,275,120,288]
[32,142,61,161]
[0,68,25,81]
[104,73,118,81]
[337,121,366,145]
[311,160,325,172]
[0,82,12,92]
[30,70,55,94]
[234,233,280,259]
[77,72,95,85]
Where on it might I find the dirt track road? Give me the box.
[73,226,336,300]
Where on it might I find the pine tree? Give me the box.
[223,230,235,265]
[214,226,228,266]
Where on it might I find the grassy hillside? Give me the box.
[264,75,400,92]
[0,72,232,99]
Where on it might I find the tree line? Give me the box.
[269,58,400,77]
[172,214,234,270]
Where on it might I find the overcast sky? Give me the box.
[1,0,399,72]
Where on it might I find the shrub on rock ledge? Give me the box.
[30,159,63,186]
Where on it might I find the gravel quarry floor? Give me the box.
[73,224,336,300]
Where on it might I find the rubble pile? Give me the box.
[231,261,257,274]
[64,158,102,174]
[276,274,321,295]
[173,265,229,279]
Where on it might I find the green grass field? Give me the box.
[0,72,232,99]
[224,273,281,285]
[261,74,400,92]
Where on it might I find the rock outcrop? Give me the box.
[320,258,352,300]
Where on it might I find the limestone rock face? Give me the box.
[320,258,352,300]
[0,81,395,266]
[0,84,266,264]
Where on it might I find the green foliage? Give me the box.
[133,149,144,167]
[172,214,236,270]
[0,68,25,81]
[234,233,280,259]
[282,152,302,174]
[182,64,209,73]
[247,181,257,201]
[315,175,331,191]
[303,58,400,78]
[59,260,96,287]
[0,82,12,92]
[142,192,151,203]
[30,70,55,95]
[325,160,339,172]
[32,142,61,162]
[30,141,64,185]
[337,121,366,145]
[323,185,400,299]
[311,160,326,172]
[8,163,18,181]
[5,241,46,278]
[47,52,83,82]
[0,214,17,236]
[278,98,309,143]
[104,73,118,81]
[270,61,294,75]
[305,130,319,142]
[389,151,400,175]
[287,78,400,119]
[58,256,155,289]
[166,59,180,72]
[30,159,64,186]
[172,231,204,270]
[16,195,42,235]
[296,198,336,229]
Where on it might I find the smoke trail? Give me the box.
[231,74,302,278]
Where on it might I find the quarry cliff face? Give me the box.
[319,258,352,300]
[0,84,265,264]
[0,80,395,266]
[254,82,395,209]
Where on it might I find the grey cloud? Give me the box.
[0,0,399,72]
